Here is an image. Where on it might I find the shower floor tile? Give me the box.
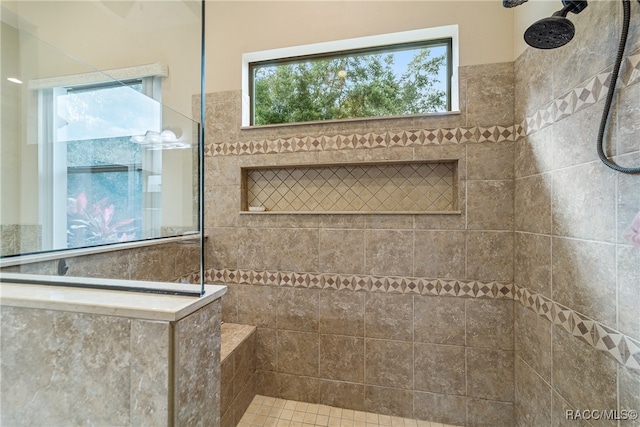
[238,395,462,427]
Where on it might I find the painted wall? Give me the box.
[205,0,515,93]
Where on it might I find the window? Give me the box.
[39,77,164,250]
[243,26,459,126]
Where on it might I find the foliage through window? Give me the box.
[250,39,451,126]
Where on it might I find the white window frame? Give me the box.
[241,25,459,127]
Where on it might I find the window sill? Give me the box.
[240,110,462,131]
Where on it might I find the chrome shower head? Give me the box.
[524,0,588,49]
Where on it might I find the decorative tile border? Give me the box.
[202,268,514,299]
[515,284,640,372]
[205,126,517,158]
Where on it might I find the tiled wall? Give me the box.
[202,61,517,426]
[0,224,41,256]
[0,299,221,426]
[221,323,258,427]
[513,1,640,426]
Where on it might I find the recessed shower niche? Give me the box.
[241,160,460,214]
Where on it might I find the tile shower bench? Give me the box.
[0,277,226,427]
[221,322,257,427]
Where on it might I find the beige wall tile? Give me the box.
[466,348,514,402]
[552,162,617,243]
[413,391,467,426]
[551,326,617,424]
[550,0,619,99]
[255,327,277,372]
[221,356,234,416]
[514,304,551,383]
[364,230,414,276]
[173,301,221,427]
[514,46,553,120]
[277,287,319,333]
[276,373,320,404]
[130,246,176,282]
[466,398,514,427]
[130,319,171,427]
[414,343,465,396]
[514,357,551,427]
[65,251,132,281]
[551,103,603,170]
[236,285,277,329]
[514,174,552,234]
[233,373,256,425]
[363,386,413,418]
[319,289,364,337]
[619,365,640,427]
[467,141,514,181]
[514,129,554,178]
[233,333,256,398]
[207,227,238,270]
[550,390,592,427]
[618,168,640,246]
[319,229,364,274]
[277,330,319,377]
[238,228,319,272]
[319,335,365,383]
[618,246,640,340]
[514,232,551,296]
[414,295,465,345]
[616,81,640,156]
[466,231,514,282]
[256,370,278,398]
[220,284,238,323]
[551,237,616,326]
[318,379,365,411]
[466,180,514,231]
[413,212,466,230]
[465,62,514,127]
[205,185,240,228]
[414,230,466,278]
[364,293,413,341]
[466,299,514,350]
[364,339,413,389]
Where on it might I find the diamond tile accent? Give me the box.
[245,162,456,213]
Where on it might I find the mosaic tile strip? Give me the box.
[206,126,512,158]
[203,268,513,299]
[515,284,640,372]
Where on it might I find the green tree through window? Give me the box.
[252,42,450,125]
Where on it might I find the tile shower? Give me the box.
[201,2,640,426]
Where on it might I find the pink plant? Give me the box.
[625,210,640,249]
[67,192,136,247]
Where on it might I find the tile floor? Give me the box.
[238,395,462,427]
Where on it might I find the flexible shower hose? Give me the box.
[596,0,640,173]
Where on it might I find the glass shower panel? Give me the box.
[1,2,204,293]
